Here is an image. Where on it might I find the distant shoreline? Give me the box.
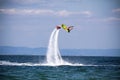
[0,54,120,58]
[0,46,120,56]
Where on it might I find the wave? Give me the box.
[0,61,120,67]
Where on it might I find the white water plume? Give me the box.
[46,28,70,65]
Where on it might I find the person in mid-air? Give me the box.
[56,24,74,33]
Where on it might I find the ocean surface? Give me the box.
[0,55,120,80]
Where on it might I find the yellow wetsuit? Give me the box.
[61,24,68,32]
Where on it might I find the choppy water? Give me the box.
[0,55,120,80]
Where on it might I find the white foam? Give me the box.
[0,60,82,66]
[1,61,119,67]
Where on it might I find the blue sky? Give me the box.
[0,0,120,49]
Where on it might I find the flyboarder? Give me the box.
[56,24,74,33]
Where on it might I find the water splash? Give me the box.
[1,61,119,67]
[46,28,70,66]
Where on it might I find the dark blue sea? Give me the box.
[0,55,120,80]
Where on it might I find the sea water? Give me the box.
[0,55,120,80]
